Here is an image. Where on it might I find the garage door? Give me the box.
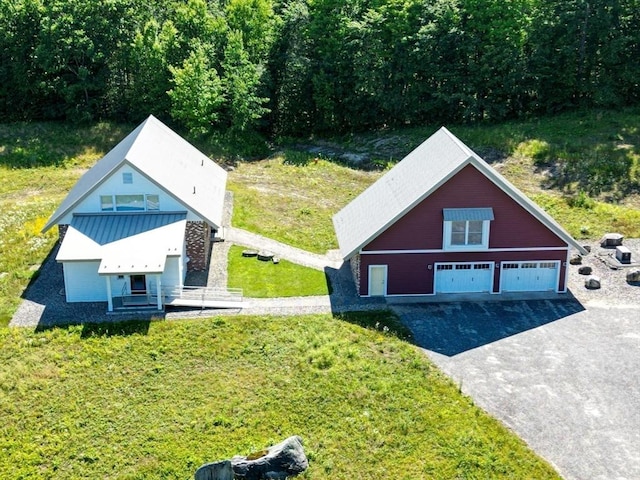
[435,262,493,293]
[501,261,559,292]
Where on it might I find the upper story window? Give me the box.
[116,194,145,211]
[100,194,159,212]
[146,194,159,210]
[122,172,133,184]
[443,208,493,250]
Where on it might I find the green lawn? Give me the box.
[227,245,330,297]
[0,314,560,479]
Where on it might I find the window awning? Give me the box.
[443,208,494,222]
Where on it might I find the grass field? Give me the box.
[3,112,636,479]
[0,313,561,479]
[2,111,640,324]
[227,245,330,297]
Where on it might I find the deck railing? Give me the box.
[116,285,243,309]
[163,285,244,303]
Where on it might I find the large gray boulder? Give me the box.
[195,436,308,480]
[585,276,601,289]
[232,436,308,480]
[578,266,592,275]
[195,461,234,480]
[569,254,582,265]
[600,233,624,247]
[626,269,640,283]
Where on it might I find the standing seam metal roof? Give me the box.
[70,212,187,245]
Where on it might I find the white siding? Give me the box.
[63,261,107,302]
[58,165,194,224]
[162,256,183,288]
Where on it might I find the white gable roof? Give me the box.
[333,127,587,259]
[43,115,227,232]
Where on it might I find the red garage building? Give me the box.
[333,127,587,297]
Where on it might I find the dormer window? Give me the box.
[122,172,133,184]
[443,208,493,250]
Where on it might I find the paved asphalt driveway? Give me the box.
[393,299,640,480]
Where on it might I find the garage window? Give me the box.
[443,208,493,251]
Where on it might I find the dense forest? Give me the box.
[1,0,639,138]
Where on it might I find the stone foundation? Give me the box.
[350,254,361,295]
[58,224,69,242]
[186,221,211,271]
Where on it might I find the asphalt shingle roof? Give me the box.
[332,127,587,259]
[43,115,227,232]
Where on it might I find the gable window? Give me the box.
[100,194,160,211]
[443,208,493,250]
[100,195,114,211]
[146,194,160,210]
[122,172,133,184]
[116,194,145,211]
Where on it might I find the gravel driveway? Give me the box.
[394,259,640,480]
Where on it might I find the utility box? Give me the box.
[615,246,631,264]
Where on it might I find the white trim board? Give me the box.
[360,246,569,255]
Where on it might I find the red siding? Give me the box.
[363,164,567,251]
[360,250,568,296]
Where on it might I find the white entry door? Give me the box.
[368,265,388,296]
[501,261,559,292]
[435,262,493,293]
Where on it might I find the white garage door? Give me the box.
[435,262,493,293]
[501,261,559,292]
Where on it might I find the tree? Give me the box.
[168,44,224,136]
[0,0,45,120]
[222,30,270,135]
[125,19,179,120]
[268,0,314,135]
[34,0,136,120]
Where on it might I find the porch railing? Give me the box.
[162,285,244,304]
[116,284,243,309]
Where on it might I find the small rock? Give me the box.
[578,266,592,275]
[257,251,274,261]
[626,269,640,283]
[272,257,280,264]
[585,276,601,289]
[600,233,624,247]
[582,245,592,253]
[569,254,583,265]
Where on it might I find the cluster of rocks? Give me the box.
[195,436,308,480]
[571,233,640,290]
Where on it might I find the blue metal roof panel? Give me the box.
[70,212,187,245]
[443,208,494,222]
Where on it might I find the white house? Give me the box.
[42,115,228,311]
